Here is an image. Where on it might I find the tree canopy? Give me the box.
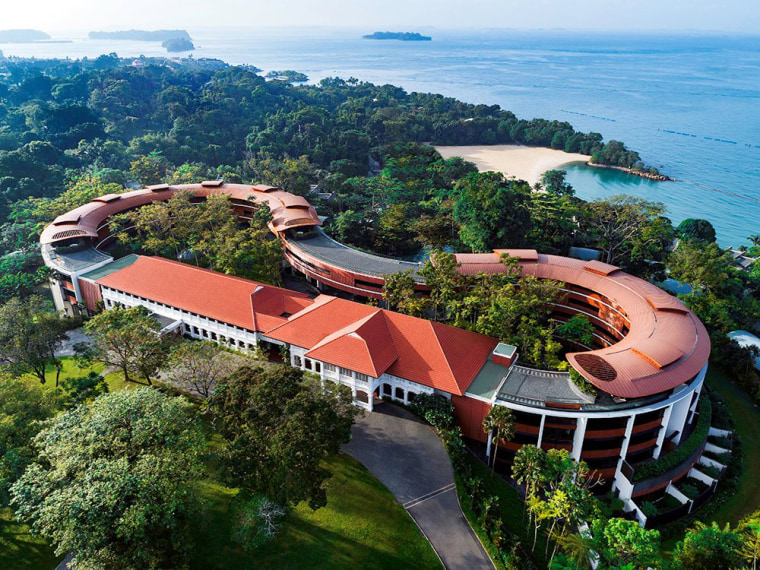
[10,388,205,570]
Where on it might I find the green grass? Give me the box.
[0,507,61,569]
[21,356,138,393]
[191,453,441,569]
[705,366,760,525]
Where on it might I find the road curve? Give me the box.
[343,403,494,570]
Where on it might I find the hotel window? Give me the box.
[339,367,352,377]
[383,384,392,396]
[314,362,321,373]
[324,364,336,373]
[293,356,302,367]
[305,359,313,371]
[355,373,369,382]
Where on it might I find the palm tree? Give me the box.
[513,445,547,524]
[482,405,515,475]
[750,235,760,247]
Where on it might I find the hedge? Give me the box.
[633,396,712,482]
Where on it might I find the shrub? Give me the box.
[408,393,454,430]
[679,484,699,500]
[701,464,721,479]
[568,366,598,396]
[641,501,658,518]
[633,396,712,482]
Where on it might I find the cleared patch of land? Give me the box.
[435,144,590,186]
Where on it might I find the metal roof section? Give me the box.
[288,229,423,278]
[79,254,140,282]
[41,243,113,274]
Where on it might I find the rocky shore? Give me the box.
[587,162,673,181]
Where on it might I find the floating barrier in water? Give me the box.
[561,109,616,122]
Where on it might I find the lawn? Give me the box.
[0,507,61,570]
[705,366,760,525]
[191,453,441,570]
[21,356,138,393]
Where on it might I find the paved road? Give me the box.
[56,327,93,357]
[344,403,494,570]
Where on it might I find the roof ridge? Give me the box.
[428,319,458,392]
[263,295,336,335]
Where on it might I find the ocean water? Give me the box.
[2,28,759,246]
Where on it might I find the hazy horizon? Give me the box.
[3,0,759,35]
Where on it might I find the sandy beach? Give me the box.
[435,145,591,186]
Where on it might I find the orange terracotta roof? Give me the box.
[266,296,497,395]
[95,256,311,332]
[306,311,398,377]
[39,183,322,245]
[452,250,710,399]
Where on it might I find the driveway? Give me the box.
[56,327,93,357]
[344,403,493,570]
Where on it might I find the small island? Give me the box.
[363,31,432,41]
[162,37,195,53]
[89,30,191,42]
[0,29,51,43]
[265,70,308,82]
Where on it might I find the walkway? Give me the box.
[343,403,494,570]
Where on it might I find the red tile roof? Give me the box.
[97,256,499,395]
[268,296,497,395]
[96,256,311,332]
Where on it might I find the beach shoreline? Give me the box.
[435,144,591,186]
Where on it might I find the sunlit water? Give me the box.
[3,28,758,245]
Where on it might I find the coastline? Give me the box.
[586,162,673,181]
[435,144,671,185]
[434,144,591,186]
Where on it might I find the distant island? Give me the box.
[162,37,195,53]
[363,31,432,42]
[89,30,191,42]
[266,70,308,82]
[0,29,51,43]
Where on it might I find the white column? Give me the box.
[652,404,673,459]
[614,415,636,482]
[536,415,546,449]
[486,429,493,459]
[667,392,694,445]
[572,417,588,461]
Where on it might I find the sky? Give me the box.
[2,0,759,34]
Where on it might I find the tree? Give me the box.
[540,170,574,197]
[382,269,428,316]
[668,241,733,295]
[167,340,250,398]
[591,517,662,569]
[84,305,170,384]
[677,218,717,243]
[482,405,515,475]
[453,171,532,252]
[579,196,672,267]
[556,315,594,346]
[0,374,56,505]
[0,296,69,384]
[742,517,760,570]
[673,521,743,570]
[10,388,204,570]
[208,366,359,509]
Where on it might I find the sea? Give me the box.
[2,28,759,246]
